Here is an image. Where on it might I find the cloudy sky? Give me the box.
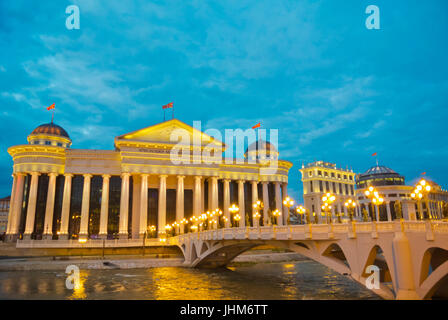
[1,0,447,202]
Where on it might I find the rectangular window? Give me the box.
[310,181,313,193]
[319,181,323,192]
[345,184,349,195]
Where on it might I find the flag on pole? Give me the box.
[421,172,426,175]
[46,103,55,111]
[371,152,377,157]
[252,122,261,129]
[162,102,173,109]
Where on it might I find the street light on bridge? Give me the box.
[364,186,384,221]
[253,200,263,227]
[283,197,294,225]
[229,204,239,227]
[411,179,432,220]
[344,199,357,221]
[321,193,336,224]
[296,205,308,224]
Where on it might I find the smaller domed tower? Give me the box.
[27,122,72,148]
[244,139,279,163]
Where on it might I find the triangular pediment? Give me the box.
[115,119,224,147]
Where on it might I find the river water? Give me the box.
[0,260,380,300]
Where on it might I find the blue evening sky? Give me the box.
[1,0,447,202]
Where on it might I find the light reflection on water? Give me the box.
[0,260,380,300]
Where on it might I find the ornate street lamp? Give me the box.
[411,179,432,220]
[272,209,281,225]
[253,200,263,227]
[229,204,239,227]
[364,186,384,221]
[296,205,308,224]
[233,213,241,227]
[321,193,336,224]
[344,199,357,221]
[283,196,294,225]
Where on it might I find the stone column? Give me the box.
[238,180,245,227]
[386,202,392,221]
[375,205,380,222]
[252,181,258,227]
[23,172,40,240]
[119,173,130,239]
[99,174,110,239]
[43,173,58,240]
[158,175,167,237]
[210,177,219,210]
[223,179,231,228]
[59,174,73,240]
[139,174,148,238]
[5,174,17,236]
[281,183,288,225]
[7,173,25,241]
[176,176,185,233]
[79,174,92,239]
[275,182,283,225]
[262,182,269,225]
[193,176,202,216]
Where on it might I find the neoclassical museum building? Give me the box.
[6,119,292,242]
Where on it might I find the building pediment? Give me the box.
[115,119,224,149]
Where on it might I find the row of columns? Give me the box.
[6,172,288,240]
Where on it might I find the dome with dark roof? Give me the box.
[244,139,279,161]
[356,165,405,188]
[245,139,277,155]
[31,122,70,139]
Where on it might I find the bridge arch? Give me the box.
[419,247,448,286]
[419,260,448,299]
[362,245,393,284]
[322,243,352,270]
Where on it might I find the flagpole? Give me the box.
[51,109,54,123]
[164,109,166,122]
[172,105,174,120]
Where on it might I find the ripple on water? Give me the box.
[0,260,381,300]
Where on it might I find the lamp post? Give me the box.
[321,193,336,224]
[364,186,384,222]
[272,209,281,226]
[233,213,241,227]
[229,204,239,227]
[296,205,308,224]
[283,196,294,225]
[411,179,432,220]
[344,199,357,221]
[253,200,263,227]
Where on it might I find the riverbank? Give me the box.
[0,251,306,271]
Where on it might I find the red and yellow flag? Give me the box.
[371,152,377,157]
[46,103,55,111]
[162,102,173,109]
[252,122,261,129]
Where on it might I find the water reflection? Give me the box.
[0,260,381,300]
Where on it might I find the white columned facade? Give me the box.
[223,179,231,227]
[158,175,167,237]
[119,173,130,239]
[43,173,58,239]
[274,182,283,225]
[139,174,148,238]
[79,174,92,239]
[24,172,40,240]
[193,176,202,216]
[7,173,25,240]
[262,182,269,225]
[210,177,219,210]
[59,174,73,240]
[99,174,110,239]
[176,175,185,233]
[281,183,288,225]
[238,180,245,227]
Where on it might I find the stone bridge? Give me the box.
[16,220,448,300]
[169,221,448,300]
